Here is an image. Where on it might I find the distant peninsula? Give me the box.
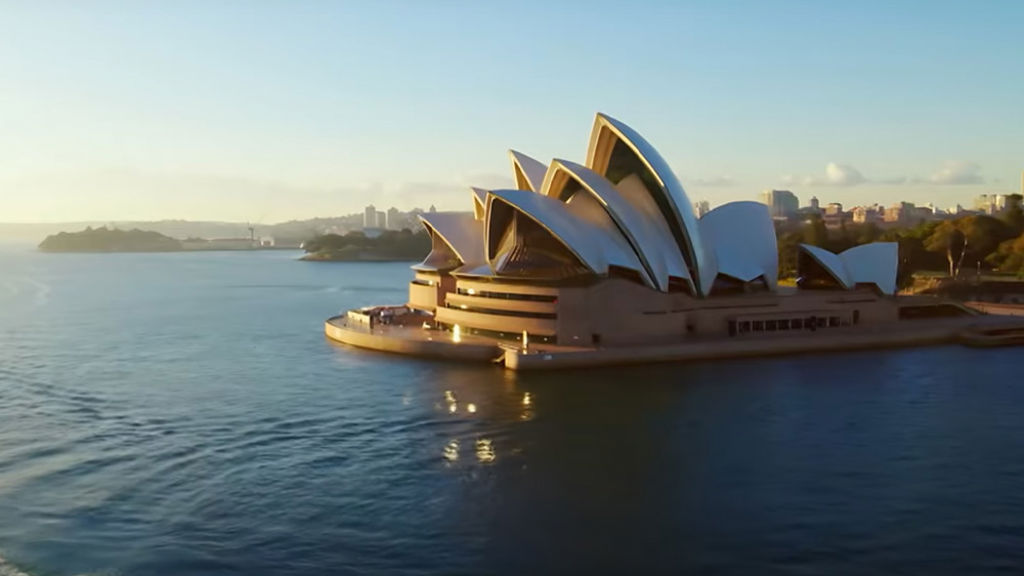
[300,229,430,262]
[39,227,183,252]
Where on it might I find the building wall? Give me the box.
[407,271,455,312]
[421,274,901,346]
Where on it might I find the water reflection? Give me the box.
[442,440,459,462]
[475,439,495,463]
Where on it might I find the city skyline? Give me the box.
[2,1,1023,223]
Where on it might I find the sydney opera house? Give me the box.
[326,113,996,370]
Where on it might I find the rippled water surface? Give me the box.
[1,246,1023,575]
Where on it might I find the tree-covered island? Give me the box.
[38,227,183,252]
[300,229,430,261]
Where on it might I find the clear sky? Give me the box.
[1,0,1022,223]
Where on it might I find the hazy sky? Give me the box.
[2,1,1023,223]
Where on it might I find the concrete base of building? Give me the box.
[325,315,502,363]
[326,312,1024,371]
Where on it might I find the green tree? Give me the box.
[924,221,967,277]
[1001,193,1024,235]
[923,215,1010,277]
[986,232,1024,277]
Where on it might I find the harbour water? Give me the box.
[1,246,1023,575]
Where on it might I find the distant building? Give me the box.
[974,194,1007,215]
[363,205,377,228]
[375,210,386,228]
[809,196,820,211]
[694,200,710,218]
[852,205,883,225]
[884,202,926,225]
[429,205,437,213]
[386,207,401,230]
[760,189,799,219]
[823,203,845,228]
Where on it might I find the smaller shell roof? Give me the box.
[798,242,899,295]
[799,244,853,289]
[841,242,899,295]
[418,212,484,267]
[485,189,646,278]
[470,187,488,220]
[508,150,548,193]
[700,201,778,288]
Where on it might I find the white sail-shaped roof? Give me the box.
[799,244,854,289]
[484,189,646,279]
[415,212,484,271]
[798,242,898,295]
[841,242,898,295]
[700,202,778,289]
[508,150,548,193]
[541,158,688,292]
[585,113,716,296]
[470,187,488,220]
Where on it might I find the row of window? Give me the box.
[728,313,856,336]
[444,302,557,320]
[441,323,557,345]
[455,287,557,302]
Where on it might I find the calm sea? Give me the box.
[1,246,1023,575]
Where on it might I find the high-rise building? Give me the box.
[759,189,799,219]
[386,207,401,230]
[363,205,377,228]
[974,194,1006,215]
[375,210,386,228]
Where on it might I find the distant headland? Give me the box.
[39,227,184,252]
[300,229,430,262]
[37,226,294,253]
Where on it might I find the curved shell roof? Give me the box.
[508,150,548,193]
[799,244,854,289]
[470,187,488,220]
[484,189,646,279]
[585,113,715,295]
[417,212,484,269]
[799,242,899,295]
[700,201,778,288]
[542,158,689,292]
[841,242,898,295]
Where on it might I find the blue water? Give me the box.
[1,247,1023,575]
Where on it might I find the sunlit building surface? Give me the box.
[326,113,1018,370]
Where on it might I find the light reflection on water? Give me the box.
[1,248,1023,575]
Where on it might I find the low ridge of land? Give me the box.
[38,227,183,252]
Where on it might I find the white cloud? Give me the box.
[823,162,866,186]
[784,162,867,187]
[926,161,984,185]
